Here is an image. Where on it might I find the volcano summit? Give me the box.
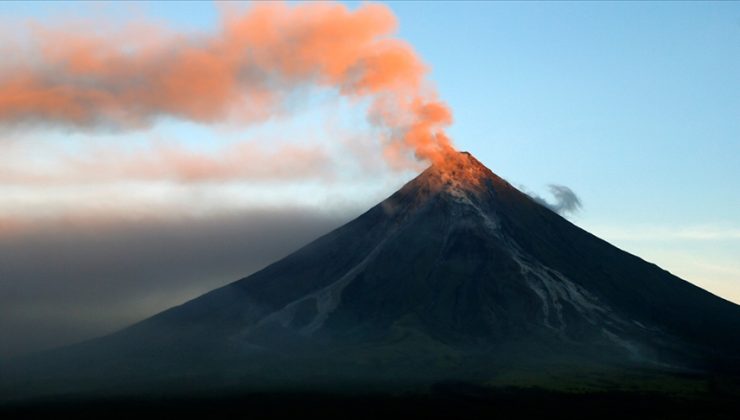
[3,152,740,399]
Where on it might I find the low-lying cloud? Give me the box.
[0,209,350,358]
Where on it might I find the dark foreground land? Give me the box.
[3,385,740,419]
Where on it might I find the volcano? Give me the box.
[3,152,740,399]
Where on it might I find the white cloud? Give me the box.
[587,224,740,242]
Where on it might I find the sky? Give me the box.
[0,1,738,358]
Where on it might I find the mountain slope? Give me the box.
[3,152,740,398]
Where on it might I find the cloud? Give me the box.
[528,184,582,215]
[0,139,334,185]
[0,208,350,358]
[0,1,455,167]
[587,224,740,242]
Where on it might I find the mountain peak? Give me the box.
[429,150,488,177]
[410,150,504,200]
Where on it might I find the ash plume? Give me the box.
[0,2,455,167]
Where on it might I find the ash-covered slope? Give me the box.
[4,152,740,397]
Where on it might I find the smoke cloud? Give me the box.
[530,184,582,215]
[0,2,458,359]
[0,1,455,167]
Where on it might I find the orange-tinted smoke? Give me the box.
[0,2,455,166]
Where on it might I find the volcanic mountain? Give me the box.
[4,152,740,398]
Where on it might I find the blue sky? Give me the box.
[1,1,739,303]
[389,1,740,302]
